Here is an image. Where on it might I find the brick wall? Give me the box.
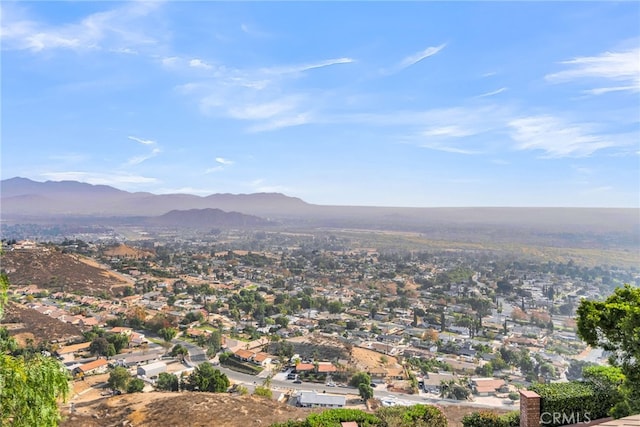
[520,390,541,427]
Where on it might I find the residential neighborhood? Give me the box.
[1,234,636,411]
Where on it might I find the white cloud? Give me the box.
[126,147,161,166]
[422,126,476,138]
[477,87,508,98]
[508,115,621,157]
[546,48,640,94]
[248,113,311,132]
[128,136,156,145]
[228,98,300,120]
[215,157,234,165]
[189,58,213,70]
[1,2,162,53]
[419,142,479,155]
[261,57,354,75]
[40,171,158,185]
[382,44,446,74]
[161,56,179,67]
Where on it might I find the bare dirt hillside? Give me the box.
[60,391,510,427]
[2,301,83,345]
[1,247,132,296]
[61,392,313,427]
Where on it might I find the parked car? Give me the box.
[293,379,302,384]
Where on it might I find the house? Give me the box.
[234,349,255,362]
[422,372,456,394]
[297,391,346,408]
[56,342,91,359]
[471,378,508,396]
[316,362,338,374]
[137,361,167,378]
[294,363,315,373]
[115,352,162,367]
[252,352,272,367]
[73,358,109,377]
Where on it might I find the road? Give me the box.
[175,339,513,410]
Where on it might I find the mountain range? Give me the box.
[1,177,639,250]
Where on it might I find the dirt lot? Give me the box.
[351,346,399,371]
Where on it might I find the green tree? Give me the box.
[183,363,230,392]
[89,337,111,356]
[108,366,131,392]
[159,327,178,343]
[358,383,374,401]
[156,372,180,392]
[0,270,70,427]
[576,284,640,417]
[127,378,145,393]
[349,371,371,388]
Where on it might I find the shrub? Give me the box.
[306,408,381,427]
[529,382,614,427]
[376,404,448,427]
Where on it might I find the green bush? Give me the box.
[270,405,448,427]
[530,382,614,427]
[306,408,381,427]
[376,404,448,427]
[462,410,519,427]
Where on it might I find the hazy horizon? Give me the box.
[2,2,639,208]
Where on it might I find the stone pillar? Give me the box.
[520,390,541,427]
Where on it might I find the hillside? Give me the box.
[60,391,507,427]
[1,177,311,217]
[149,208,274,228]
[1,247,133,296]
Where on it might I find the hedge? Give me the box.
[462,410,520,427]
[270,405,447,427]
[529,381,614,427]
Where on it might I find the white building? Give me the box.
[297,391,346,408]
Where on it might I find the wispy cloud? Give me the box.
[128,136,156,145]
[215,157,234,165]
[422,126,477,138]
[205,157,235,173]
[508,115,622,157]
[477,87,508,98]
[240,23,272,38]
[1,2,163,53]
[126,148,161,166]
[399,44,446,69]
[189,58,213,70]
[40,171,158,185]
[546,48,640,95]
[261,57,354,75]
[382,44,446,75]
[125,136,161,166]
[419,142,480,155]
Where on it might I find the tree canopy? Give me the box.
[183,363,229,392]
[576,284,640,417]
[0,270,70,427]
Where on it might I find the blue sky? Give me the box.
[2,1,639,207]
